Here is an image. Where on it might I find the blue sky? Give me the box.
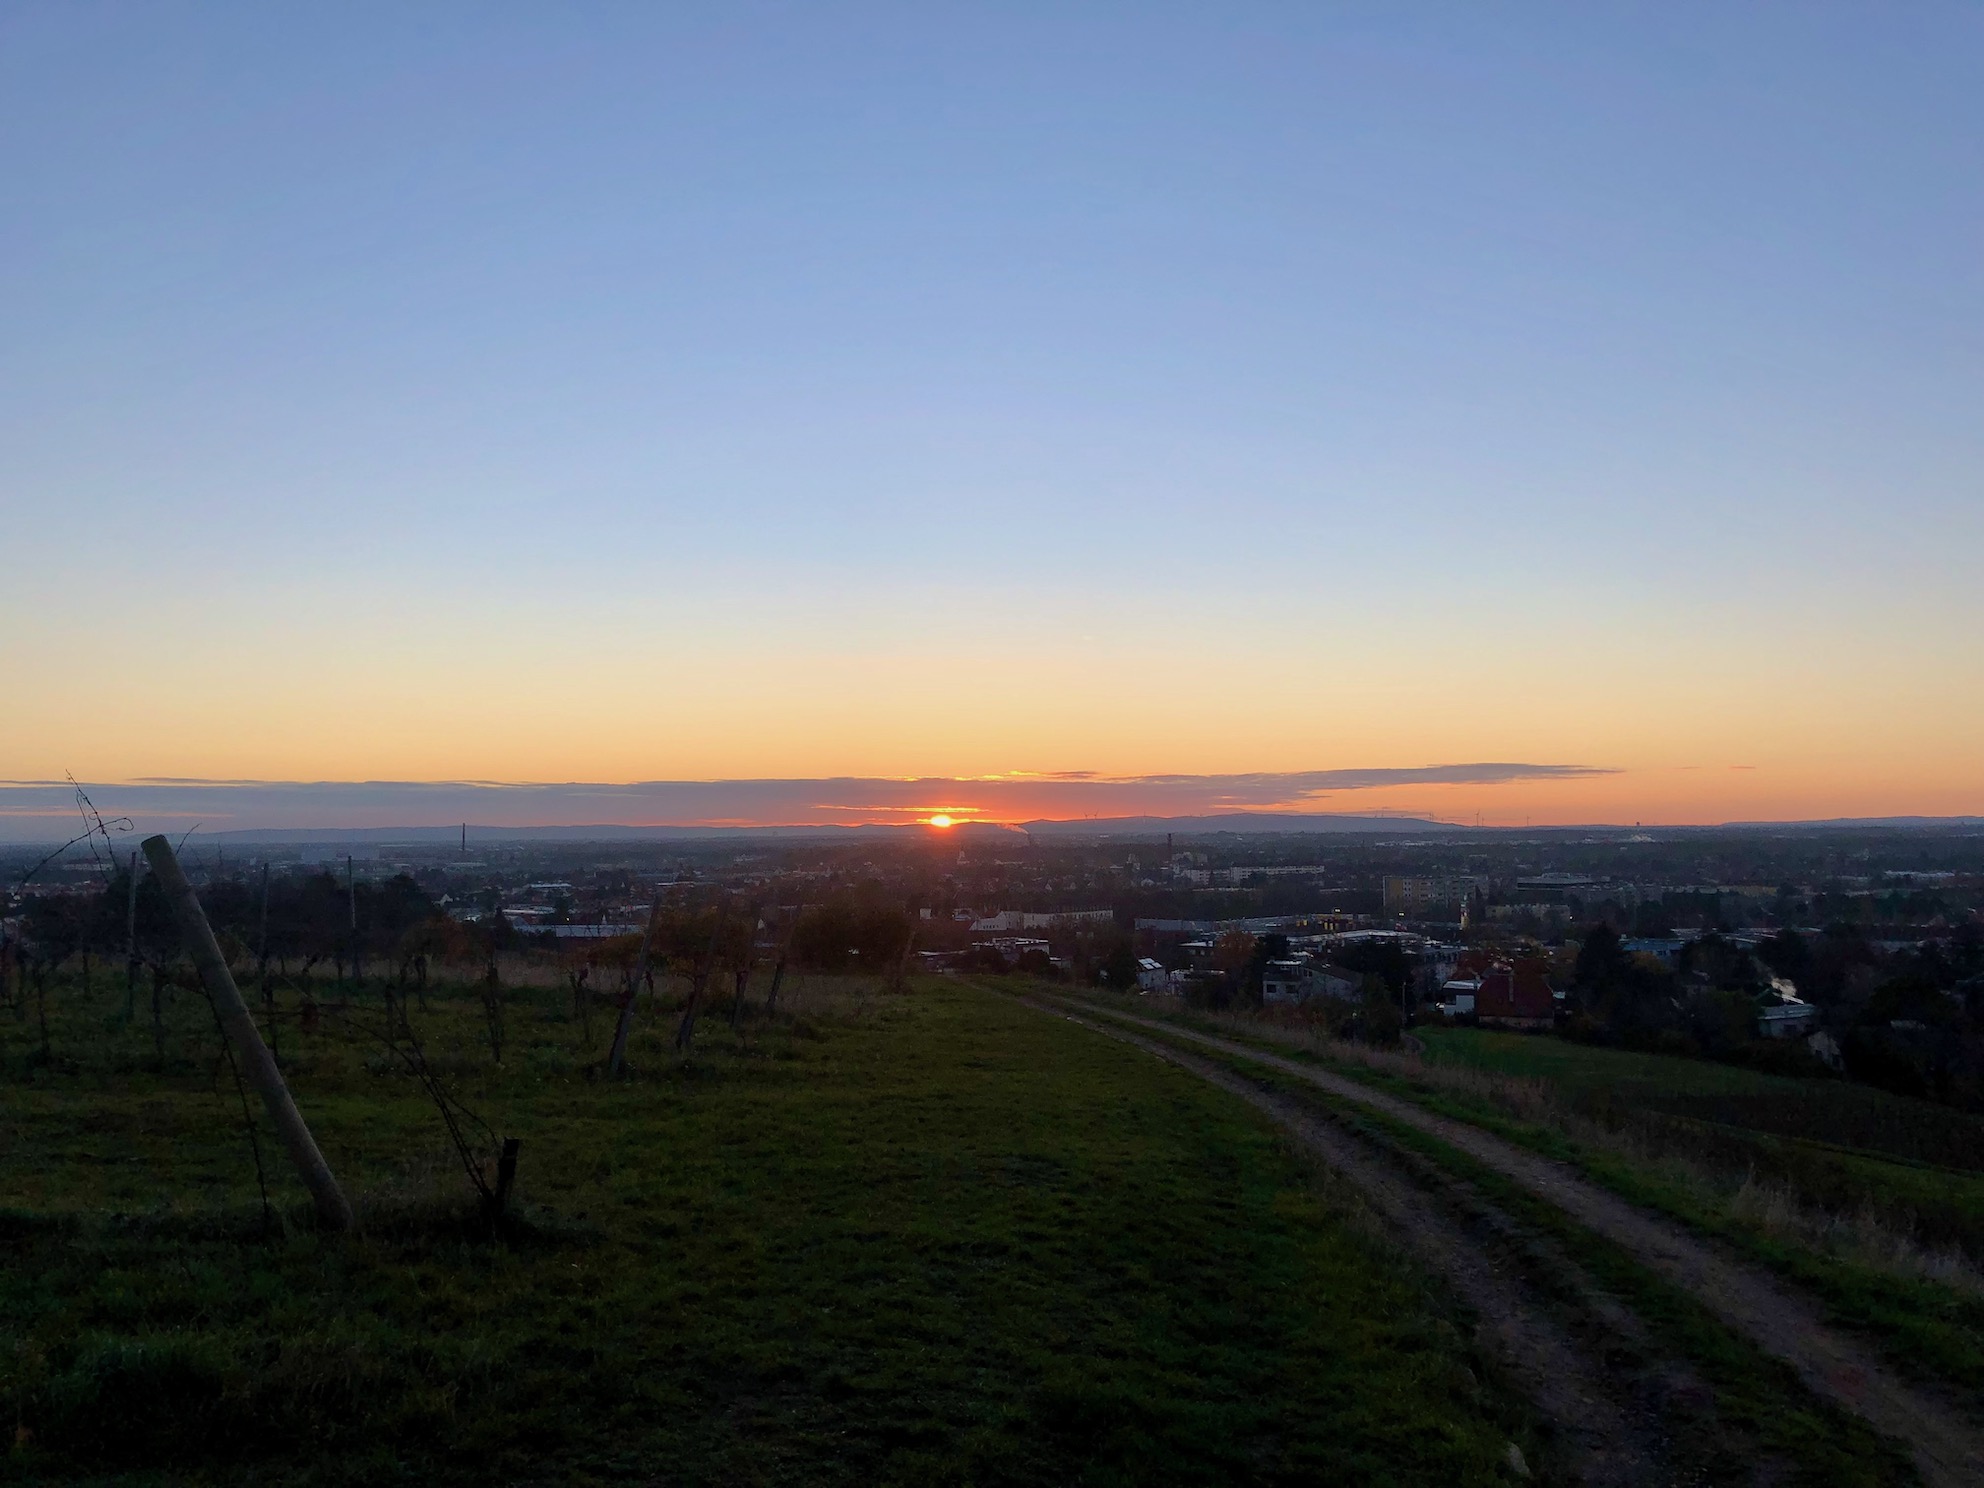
[3,3,1980,824]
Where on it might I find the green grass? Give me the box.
[1417,1026,1984,1263]
[1418,1026,1984,1175]
[1,972,1531,1484]
[1064,993,1984,1413]
[1140,1040,1921,1486]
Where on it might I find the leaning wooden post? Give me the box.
[763,912,795,1017]
[142,834,354,1232]
[606,892,664,1078]
[124,850,140,1021]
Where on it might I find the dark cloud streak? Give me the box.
[0,765,1611,841]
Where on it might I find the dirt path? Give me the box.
[1044,995,1984,1488]
[1029,998,1685,1484]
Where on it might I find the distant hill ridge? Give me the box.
[181,812,1456,844]
[82,812,1984,846]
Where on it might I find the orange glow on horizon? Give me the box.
[7,606,1981,826]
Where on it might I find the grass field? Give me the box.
[1,972,1534,1484]
[1167,1046,1920,1484]
[1102,997,1984,1410]
[1418,1027,1984,1175]
[1413,1026,1984,1268]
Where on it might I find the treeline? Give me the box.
[1569,922,1984,1106]
[1585,886,1967,939]
[9,872,924,981]
[785,893,914,974]
[10,866,459,983]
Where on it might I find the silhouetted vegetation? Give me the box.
[1562,918,1984,1110]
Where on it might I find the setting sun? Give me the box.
[926,814,956,829]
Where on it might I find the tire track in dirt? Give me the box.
[1025,997,1680,1485]
[1047,996,1984,1488]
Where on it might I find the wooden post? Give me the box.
[124,851,140,1021]
[764,911,795,1017]
[730,902,762,1031]
[480,960,504,1064]
[257,862,277,1063]
[142,834,353,1232]
[764,951,789,1016]
[606,892,663,1077]
[491,1137,521,1220]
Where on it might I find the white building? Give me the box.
[972,909,1113,932]
[1758,1002,1820,1038]
[1263,961,1360,1004]
[1436,977,1481,1016]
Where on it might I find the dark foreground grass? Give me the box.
[1075,991,1984,1413]
[1257,1073,1921,1485]
[2,976,1527,1485]
[1409,1028,1984,1400]
[1076,1011,1921,1485]
[1417,1026,1984,1180]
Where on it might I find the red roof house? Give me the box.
[1473,958,1558,1029]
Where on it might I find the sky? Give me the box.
[2,3,1980,834]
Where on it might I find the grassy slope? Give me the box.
[1416,1026,1984,1268]
[1418,1027,1984,1177]
[1158,1045,1918,1485]
[1096,997,1984,1406]
[2,978,1527,1485]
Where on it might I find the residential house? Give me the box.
[1262,960,1360,1005]
[1757,1002,1820,1038]
[1473,958,1559,1030]
[1436,976,1481,1016]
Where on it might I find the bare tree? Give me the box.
[339,993,518,1232]
[606,892,664,1077]
[674,898,730,1055]
[729,901,764,1031]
